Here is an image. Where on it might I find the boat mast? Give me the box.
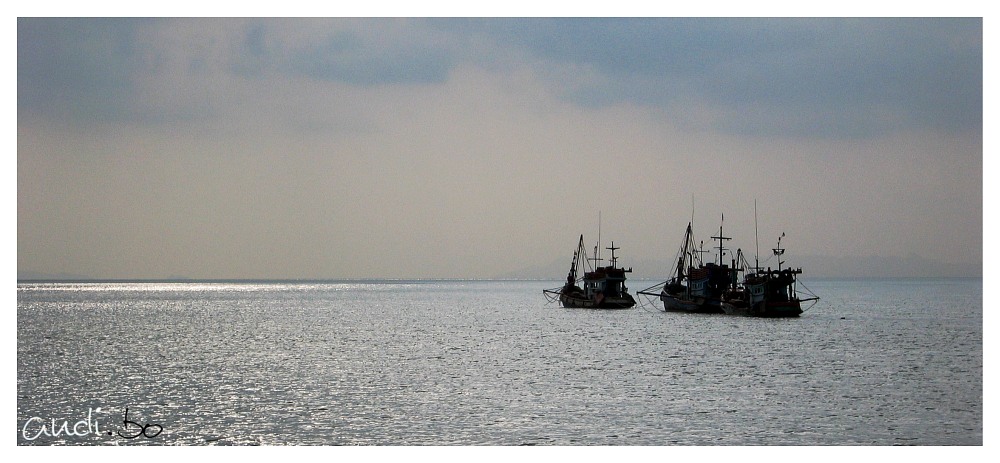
[694,240,709,267]
[773,232,786,271]
[754,200,760,272]
[607,242,620,268]
[676,222,692,281]
[568,234,585,283]
[711,214,731,265]
[589,247,602,270]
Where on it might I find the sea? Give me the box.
[16,278,982,446]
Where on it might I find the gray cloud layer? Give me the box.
[19,18,981,138]
[18,18,982,279]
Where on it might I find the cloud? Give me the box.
[285,24,455,86]
[437,18,982,138]
[19,18,981,140]
[16,18,982,279]
[17,18,146,123]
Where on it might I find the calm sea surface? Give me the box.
[17,278,982,445]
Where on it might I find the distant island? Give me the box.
[498,254,981,280]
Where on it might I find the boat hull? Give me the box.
[561,293,636,309]
[660,292,723,314]
[721,300,802,317]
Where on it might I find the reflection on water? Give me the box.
[17,279,982,445]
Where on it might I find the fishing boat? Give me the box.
[638,219,737,314]
[720,233,819,317]
[543,235,636,309]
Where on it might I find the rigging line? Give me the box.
[636,292,664,313]
[758,253,777,266]
[638,280,667,294]
[797,279,818,298]
[639,300,663,314]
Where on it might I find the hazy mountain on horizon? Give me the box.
[498,253,982,280]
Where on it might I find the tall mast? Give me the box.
[676,222,692,280]
[569,234,585,282]
[588,215,602,271]
[691,195,695,237]
[754,200,760,272]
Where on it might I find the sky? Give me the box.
[16,16,984,279]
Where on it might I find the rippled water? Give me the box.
[17,279,981,445]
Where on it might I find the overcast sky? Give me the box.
[16,17,982,279]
